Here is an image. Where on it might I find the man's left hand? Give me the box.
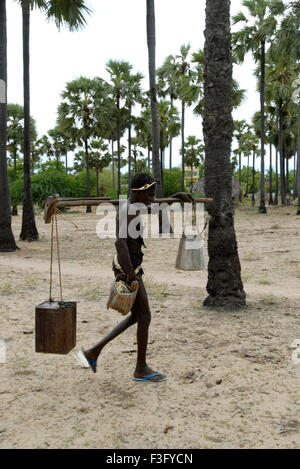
[170,192,195,203]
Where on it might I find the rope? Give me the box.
[49,210,63,303]
[56,208,78,229]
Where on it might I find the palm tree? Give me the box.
[182,135,204,188]
[146,0,162,197]
[203,0,246,310]
[7,103,37,214]
[124,71,144,188]
[157,99,180,190]
[174,44,195,192]
[0,0,18,251]
[270,1,300,213]
[157,55,178,169]
[232,0,284,214]
[47,126,74,170]
[106,60,133,198]
[18,0,91,240]
[89,139,111,196]
[233,120,248,203]
[58,77,109,212]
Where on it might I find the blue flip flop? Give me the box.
[81,346,97,373]
[133,372,167,382]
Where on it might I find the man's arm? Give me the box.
[115,209,138,284]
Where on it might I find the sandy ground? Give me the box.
[0,203,300,449]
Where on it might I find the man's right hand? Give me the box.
[126,272,138,286]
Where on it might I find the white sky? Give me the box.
[6,0,261,169]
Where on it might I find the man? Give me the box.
[81,173,194,382]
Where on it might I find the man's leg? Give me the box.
[132,277,166,382]
[83,311,137,368]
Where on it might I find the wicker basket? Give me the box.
[107,280,139,315]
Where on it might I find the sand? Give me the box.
[0,204,300,449]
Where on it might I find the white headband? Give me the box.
[131,181,156,191]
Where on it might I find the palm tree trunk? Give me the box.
[238,151,242,202]
[0,0,17,251]
[293,153,296,200]
[269,143,273,204]
[169,95,173,169]
[12,148,18,215]
[146,0,161,197]
[203,0,245,310]
[279,101,286,205]
[286,155,290,205]
[297,100,300,215]
[274,146,278,205]
[148,144,151,171]
[128,116,132,193]
[258,40,266,213]
[117,94,121,198]
[96,167,99,197]
[84,136,91,213]
[181,101,185,192]
[111,138,115,190]
[244,154,249,197]
[252,149,255,206]
[20,2,38,241]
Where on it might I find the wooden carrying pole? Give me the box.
[44,194,213,224]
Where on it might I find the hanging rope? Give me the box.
[49,210,63,303]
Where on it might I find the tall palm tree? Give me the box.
[106,60,132,198]
[58,77,109,211]
[232,0,284,214]
[18,0,91,240]
[7,103,37,214]
[203,0,246,310]
[123,71,144,189]
[146,0,162,197]
[233,120,248,203]
[157,55,178,169]
[0,0,18,251]
[270,1,300,213]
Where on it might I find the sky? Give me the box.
[6,0,261,170]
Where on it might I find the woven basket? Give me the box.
[107,280,139,315]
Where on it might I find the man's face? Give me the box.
[138,185,156,205]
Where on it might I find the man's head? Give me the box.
[130,173,159,205]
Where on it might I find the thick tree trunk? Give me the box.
[0,0,17,251]
[146,0,162,197]
[203,0,245,310]
[181,101,185,192]
[258,40,267,214]
[20,3,38,241]
[269,143,273,204]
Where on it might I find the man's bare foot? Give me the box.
[82,347,99,373]
[134,366,167,382]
